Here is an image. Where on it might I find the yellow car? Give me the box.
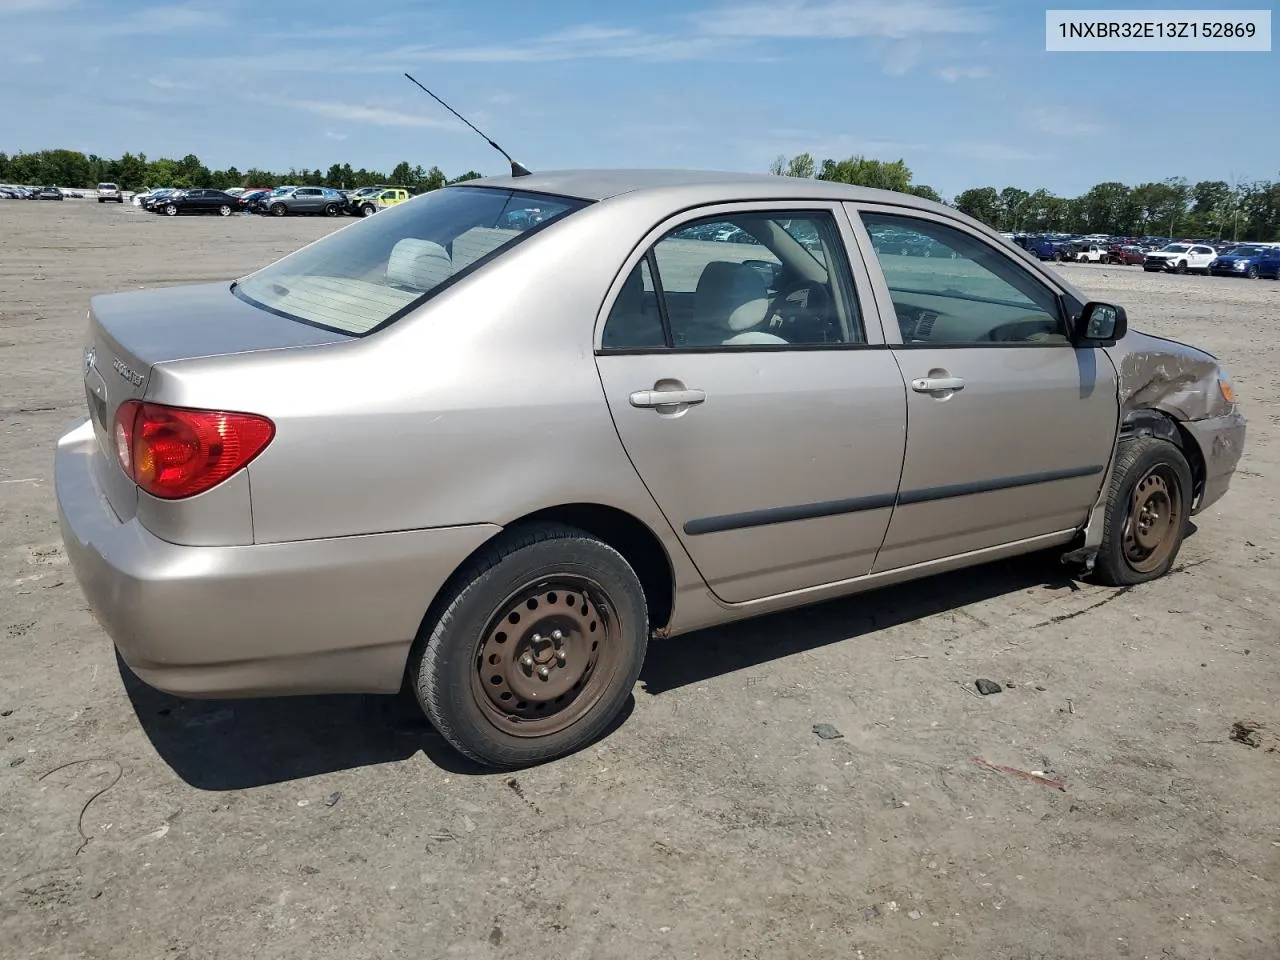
[352,188,411,217]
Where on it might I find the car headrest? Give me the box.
[694,260,770,331]
[386,238,453,291]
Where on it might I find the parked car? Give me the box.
[36,186,64,200]
[347,187,411,217]
[1255,247,1280,279]
[1071,242,1110,264]
[138,188,177,211]
[54,170,1246,769]
[1111,245,1147,266]
[152,188,241,217]
[1143,243,1215,274]
[1209,244,1277,279]
[259,186,348,217]
[236,189,271,212]
[97,182,123,203]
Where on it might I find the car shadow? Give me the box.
[124,548,1140,789]
[120,651,636,790]
[639,551,1082,695]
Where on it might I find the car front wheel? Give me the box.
[270,203,286,217]
[1092,436,1192,586]
[164,203,178,216]
[361,203,376,217]
[411,523,648,769]
[1247,265,1259,279]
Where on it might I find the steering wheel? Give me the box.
[764,280,837,342]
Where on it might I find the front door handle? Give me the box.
[629,388,706,408]
[911,376,966,393]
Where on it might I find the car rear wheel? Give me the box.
[411,522,648,769]
[218,205,231,217]
[323,202,339,216]
[164,203,178,216]
[270,203,286,217]
[1091,437,1192,586]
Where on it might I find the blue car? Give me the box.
[1257,246,1280,280]
[1209,244,1280,279]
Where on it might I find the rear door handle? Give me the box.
[629,388,706,408]
[911,377,965,393]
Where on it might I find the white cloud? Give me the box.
[952,141,1044,162]
[260,96,448,129]
[396,26,733,63]
[0,0,76,12]
[937,65,989,82]
[100,3,223,36]
[1024,107,1102,138]
[692,0,989,39]
[148,75,200,90]
[324,129,348,141]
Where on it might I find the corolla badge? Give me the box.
[112,357,145,387]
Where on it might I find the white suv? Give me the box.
[1143,243,1215,275]
[97,182,123,203]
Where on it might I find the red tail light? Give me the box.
[112,401,274,500]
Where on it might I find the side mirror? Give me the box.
[1077,301,1127,345]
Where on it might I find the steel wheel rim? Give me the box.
[1122,465,1183,573]
[470,576,620,738]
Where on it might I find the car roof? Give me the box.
[457,168,946,210]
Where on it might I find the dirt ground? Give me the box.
[1,199,1277,960]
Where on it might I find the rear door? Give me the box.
[292,188,321,212]
[594,202,909,603]
[850,204,1119,572]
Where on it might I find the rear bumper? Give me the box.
[55,419,500,698]
[1183,410,1247,513]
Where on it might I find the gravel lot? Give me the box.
[2,199,1277,960]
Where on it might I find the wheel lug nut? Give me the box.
[520,654,534,668]
[556,650,567,663]
[537,666,551,680]
[531,633,543,643]
[551,629,563,641]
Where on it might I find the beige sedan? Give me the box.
[55,170,1245,768]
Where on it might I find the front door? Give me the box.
[595,204,908,604]
[851,205,1119,572]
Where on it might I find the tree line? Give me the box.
[774,151,1280,242]
[0,148,483,193]
[6,145,1278,242]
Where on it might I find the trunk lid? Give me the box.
[82,281,350,521]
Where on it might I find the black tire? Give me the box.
[323,202,339,216]
[1175,260,1187,274]
[97,198,104,203]
[1091,437,1193,587]
[411,522,648,769]
[361,203,376,217]
[218,205,231,217]
[270,202,286,217]
[164,203,177,216]
[1053,251,1064,262]
[1247,265,1259,279]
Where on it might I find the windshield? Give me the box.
[234,186,588,336]
[1161,244,1190,253]
[1226,246,1264,256]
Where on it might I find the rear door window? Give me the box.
[234,186,588,335]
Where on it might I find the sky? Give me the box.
[0,0,1275,198]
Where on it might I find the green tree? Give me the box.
[954,186,1001,227]
[998,186,1030,231]
[449,170,482,183]
[817,156,913,193]
[770,152,816,179]
[390,161,414,186]
[906,184,942,203]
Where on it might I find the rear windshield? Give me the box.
[234,186,586,335]
[98,183,118,189]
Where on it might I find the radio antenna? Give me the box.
[404,73,531,177]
